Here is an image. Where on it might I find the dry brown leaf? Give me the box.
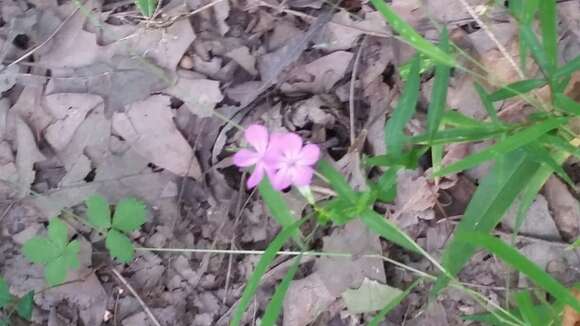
[393,170,438,226]
[503,195,561,240]
[15,118,45,197]
[543,176,580,241]
[282,273,336,326]
[164,77,223,118]
[562,288,580,326]
[112,95,202,179]
[315,11,387,52]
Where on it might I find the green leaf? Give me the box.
[371,168,399,203]
[258,177,303,245]
[435,118,565,176]
[523,143,574,186]
[410,125,508,145]
[369,279,421,326]
[44,256,68,286]
[488,79,548,102]
[369,0,455,67]
[86,195,111,230]
[0,277,10,309]
[520,25,553,78]
[514,290,542,326]
[554,93,580,116]
[366,147,427,169]
[112,198,146,233]
[432,151,540,296]
[385,54,422,155]
[538,0,557,70]
[63,240,81,270]
[441,110,486,128]
[317,160,357,202]
[47,218,68,251]
[106,229,135,263]
[16,291,34,321]
[360,209,420,253]
[427,28,451,141]
[474,83,500,124]
[463,303,560,326]
[135,0,157,17]
[554,56,580,79]
[22,238,61,264]
[231,220,305,326]
[540,134,580,158]
[343,278,403,314]
[260,255,302,326]
[457,232,580,311]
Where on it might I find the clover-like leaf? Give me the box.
[63,240,81,270]
[112,198,146,233]
[0,277,10,309]
[48,218,68,251]
[44,256,68,286]
[106,229,135,263]
[16,291,34,320]
[86,195,111,230]
[23,238,61,264]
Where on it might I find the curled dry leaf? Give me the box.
[112,95,202,179]
[543,176,580,241]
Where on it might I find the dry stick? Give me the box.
[348,37,366,145]
[456,0,525,79]
[111,268,162,326]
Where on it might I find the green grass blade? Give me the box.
[474,83,500,124]
[360,209,420,254]
[538,0,558,69]
[260,255,302,326]
[457,232,580,312]
[488,79,548,102]
[554,93,580,116]
[317,160,357,202]
[520,25,553,78]
[135,0,157,17]
[230,220,305,326]
[427,27,451,140]
[372,168,399,203]
[434,117,565,176]
[432,151,540,296]
[540,134,580,158]
[258,177,303,244]
[514,290,542,326]
[369,0,455,67]
[385,54,422,155]
[463,303,559,326]
[523,143,574,186]
[554,56,580,79]
[366,147,427,169]
[410,125,508,145]
[441,110,488,128]
[368,279,422,326]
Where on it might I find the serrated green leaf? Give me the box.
[432,150,540,296]
[385,54,422,156]
[427,27,451,140]
[44,256,67,286]
[112,198,146,233]
[488,79,548,102]
[135,0,157,17]
[0,277,10,309]
[458,232,580,312]
[106,229,135,263]
[369,0,455,67]
[22,238,61,265]
[47,218,68,251]
[538,0,557,70]
[360,210,420,253]
[368,279,421,326]
[435,118,565,177]
[86,195,111,230]
[16,291,34,321]
[554,93,580,116]
[514,290,542,326]
[231,220,305,326]
[260,255,302,326]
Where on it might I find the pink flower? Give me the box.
[233,124,277,189]
[269,133,320,190]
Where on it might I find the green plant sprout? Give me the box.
[86,195,147,263]
[22,218,80,286]
[0,277,33,326]
[135,0,157,17]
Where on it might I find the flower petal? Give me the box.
[271,168,292,190]
[247,165,265,189]
[245,124,269,154]
[281,133,303,158]
[297,144,320,166]
[291,166,314,187]
[233,149,260,167]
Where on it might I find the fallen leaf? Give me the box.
[543,176,580,241]
[112,95,202,179]
[342,278,403,314]
[315,11,387,52]
[225,46,257,75]
[164,77,223,118]
[562,288,580,326]
[15,118,45,197]
[283,273,336,326]
[393,170,438,226]
[503,195,561,241]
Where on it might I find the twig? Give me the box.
[456,0,525,79]
[348,37,366,145]
[111,268,161,326]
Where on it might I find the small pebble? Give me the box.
[179,55,194,70]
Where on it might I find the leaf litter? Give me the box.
[0,0,578,325]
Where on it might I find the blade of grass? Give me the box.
[463,303,558,326]
[513,290,542,326]
[538,0,557,70]
[434,117,566,176]
[427,27,451,140]
[368,279,422,326]
[360,209,420,254]
[488,79,548,102]
[474,83,501,124]
[369,0,455,67]
[554,93,580,116]
[260,255,302,326]
[135,0,157,17]
[523,143,574,186]
[230,220,305,326]
[432,150,540,296]
[457,232,580,311]
[385,54,422,156]
[540,134,580,158]
[410,125,509,145]
[520,25,553,78]
[554,56,580,79]
[317,160,357,202]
